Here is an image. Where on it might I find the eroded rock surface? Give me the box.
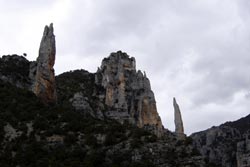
[173,97,185,139]
[191,114,250,167]
[32,23,57,104]
[94,51,163,136]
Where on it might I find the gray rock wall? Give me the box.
[31,23,57,104]
[94,51,163,137]
[173,98,185,139]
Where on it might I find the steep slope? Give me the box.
[223,114,250,134]
[0,54,31,88]
[191,114,250,167]
[6,23,250,167]
[0,65,206,167]
[0,51,206,166]
[0,24,57,104]
[56,51,163,137]
[94,51,163,137]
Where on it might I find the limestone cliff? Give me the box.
[3,23,250,166]
[31,23,57,104]
[94,51,163,137]
[173,97,185,139]
[191,114,250,167]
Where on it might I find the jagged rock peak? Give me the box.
[173,97,185,139]
[32,23,57,104]
[38,23,56,66]
[95,51,163,137]
[101,50,136,72]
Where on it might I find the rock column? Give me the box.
[32,23,57,104]
[173,97,185,139]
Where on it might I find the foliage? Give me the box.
[0,56,206,166]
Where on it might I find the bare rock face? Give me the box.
[191,114,250,167]
[94,51,163,137]
[69,92,94,116]
[191,126,242,167]
[173,98,185,139]
[32,23,57,104]
[237,131,250,167]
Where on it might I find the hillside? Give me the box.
[0,56,207,167]
[191,114,250,167]
[0,23,249,167]
[0,24,206,167]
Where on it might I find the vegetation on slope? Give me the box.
[0,82,160,167]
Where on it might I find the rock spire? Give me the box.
[94,51,163,137]
[32,23,57,104]
[173,97,185,139]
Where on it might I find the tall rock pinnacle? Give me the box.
[173,97,185,139]
[32,23,57,104]
[94,51,163,137]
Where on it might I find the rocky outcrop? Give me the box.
[4,23,250,166]
[236,131,250,167]
[173,97,185,139]
[94,51,163,137]
[191,126,241,167]
[0,24,57,104]
[69,92,94,116]
[191,114,250,167]
[31,23,57,104]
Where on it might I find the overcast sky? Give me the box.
[1,0,250,134]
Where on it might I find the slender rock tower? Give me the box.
[32,23,57,104]
[173,97,185,139]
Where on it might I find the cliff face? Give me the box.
[94,51,163,137]
[191,114,250,167]
[0,24,57,105]
[0,25,162,136]
[55,51,163,136]
[31,23,57,104]
[2,23,250,167]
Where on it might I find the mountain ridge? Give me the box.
[0,23,250,167]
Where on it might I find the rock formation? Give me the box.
[94,51,163,137]
[191,126,241,167]
[4,23,250,166]
[191,114,250,167]
[237,131,250,167]
[31,23,57,104]
[173,97,185,139]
